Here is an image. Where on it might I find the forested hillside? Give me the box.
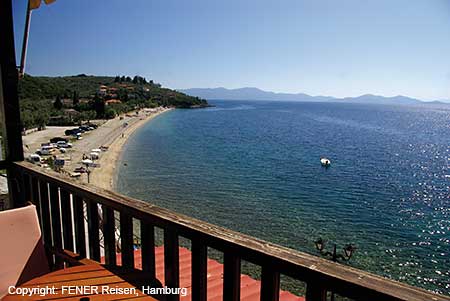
[18,74,208,129]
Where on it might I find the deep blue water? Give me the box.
[117,100,450,295]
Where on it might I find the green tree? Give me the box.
[104,107,116,119]
[92,95,105,118]
[85,110,96,121]
[20,110,34,129]
[114,76,120,83]
[53,95,63,110]
[35,112,48,130]
[72,91,79,106]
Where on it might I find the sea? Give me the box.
[116,100,450,295]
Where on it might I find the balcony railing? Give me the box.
[9,161,450,301]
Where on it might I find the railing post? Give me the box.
[191,239,207,301]
[86,199,100,261]
[38,180,53,267]
[260,264,280,301]
[72,195,86,258]
[164,228,180,301]
[60,189,73,252]
[141,221,155,277]
[49,184,63,269]
[22,173,31,204]
[120,212,134,269]
[223,252,241,301]
[103,206,116,266]
[30,176,41,227]
[305,282,327,301]
[30,176,39,204]
[8,165,26,208]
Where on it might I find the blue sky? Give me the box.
[13,0,450,100]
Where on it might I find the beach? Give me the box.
[90,108,172,190]
[22,107,172,191]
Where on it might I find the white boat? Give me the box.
[320,157,331,167]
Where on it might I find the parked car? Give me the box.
[50,137,68,143]
[56,141,72,148]
[74,166,87,173]
[65,128,80,136]
[90,152,99,160]
[79,126,93,131]
[27,154,42,164]
[85,123,98,129]
[36,148,54,156]
[40,142,57,148]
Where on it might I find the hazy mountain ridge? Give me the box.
[180,87,449,105]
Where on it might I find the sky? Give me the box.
[12,0,450,100]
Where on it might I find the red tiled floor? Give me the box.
[102,246,305,301]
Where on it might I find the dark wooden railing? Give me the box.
[10,161,450,301]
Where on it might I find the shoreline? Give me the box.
[89,108,172,190]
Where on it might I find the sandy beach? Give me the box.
[90,108,172,190]
[22,107,172,191]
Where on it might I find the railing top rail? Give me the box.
[13,161,450,301]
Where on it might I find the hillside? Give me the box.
[18,74,208,129]
[19,75,115,99]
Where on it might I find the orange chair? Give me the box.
[0,205,49,298]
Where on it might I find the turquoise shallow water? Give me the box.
[117,100,450,295]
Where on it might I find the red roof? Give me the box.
[102,246,304,301]
[105,99,121,104]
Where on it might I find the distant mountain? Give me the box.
[180,87,447,106]
[340,94,421,105]
[180,87,332,102]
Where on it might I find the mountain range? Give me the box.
[179,87,449,106]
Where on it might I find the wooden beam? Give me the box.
[223,252,241,301]
[141,220,156,277]
[120,212,134,269]
[305,282,327,301]
[60,189,74,252]
[260,265,280,301]
[191,239,207,301]
[103,206,116,267]
[86,199,100,261]
[0,0,24,162]
[72,195,86,258]
[164,229,180,301]
[0,0,24,209]
[38,180,53,267]
[49,184,63,269]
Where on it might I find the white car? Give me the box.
[27,154,42,164]
[36,148,52,155]
[57,141,72,148]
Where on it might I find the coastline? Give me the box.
[89,108,172,190]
